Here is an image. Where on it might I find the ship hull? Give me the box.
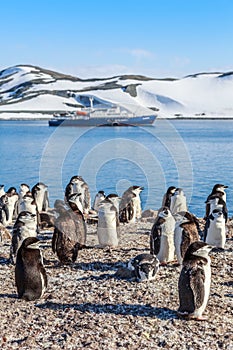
[48,115,156,127]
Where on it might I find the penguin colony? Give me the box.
[0,180,229,320]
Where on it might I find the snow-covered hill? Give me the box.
[1,64,233,119]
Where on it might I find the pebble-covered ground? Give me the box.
[0,213,232,350]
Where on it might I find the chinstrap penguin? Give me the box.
[92,190,105,212]
[97,197,120,247]
[0,195,9,226]
[65,176,91,214]
[150,207,176,264]
[10,211,37,264]
[205,184,228,218]
[119,186,143,223]
[170,188,188,215]
[177,241,212,320]
[205,195,228,223]
[32,182,49,212]
[162,186,177,209]
[5,187,19,224]
[128,253,160,282]
[204,208,226,250]
[15,237,47,301]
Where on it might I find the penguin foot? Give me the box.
[191,315,208,321]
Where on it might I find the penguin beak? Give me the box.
[28,241,40,250]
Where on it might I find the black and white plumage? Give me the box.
[92,190,105,212]
[0,194,9,226]
[205,184,228,218]
[0,185,5,197]
[65,176,91,214]
[205,195,228,222]
[204,209,226,249]
[15,237,47,301]
[52,194,87,264]
[177,241,212,320]
[119,186,143,223]
[174,211,200,265]
[106,193,121,213]
[5,187,18,224]
[10,211,37,264]
[18,193,37,215]
[32,182,49,212]
[16,183,30,216]
[162,186,176,209]
[97,198,120,247]
[150,207,176,264]
[170,188,188,215]
[128,253,160,282]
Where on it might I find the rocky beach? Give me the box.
[0,211,232,350]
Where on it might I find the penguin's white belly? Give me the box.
[193,260,211,318]
[170,196,187,215]
[174,226,183,265]
[19,202,37,215]
[133,197,142,219]
[7,196,18,223]
[97,212,118,247]
[206,221,226,248]
[157,231,175,263]
[19,227,37,243]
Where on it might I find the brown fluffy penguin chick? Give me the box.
[52,195,87,264]
[15,237,47,301]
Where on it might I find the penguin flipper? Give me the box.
[203,218,211,242]
[52,228,58,254]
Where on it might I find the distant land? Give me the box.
[1,64,233,119]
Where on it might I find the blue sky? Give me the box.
[1,0,233,78]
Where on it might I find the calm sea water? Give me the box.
[0,119,232,217]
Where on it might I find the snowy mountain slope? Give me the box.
[1,64,233,118]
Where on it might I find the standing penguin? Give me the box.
[0,195,9,226]
[177,241,212,320]
[206,184,228,203]
[92,190,106,212]
[16,183,30,214]
[150,207,176,264]
[15,237,47,301]
[119,186,143,223]
[174,211,200,265]
[161,186,177,209]
[52,193,87,264]
[65,176,91,214]
[0,185,5,197]
[10,211,37,264]
[128,253,160,282]
[204,208,226,249]
[170,188,187,215]
[5,187,19,224]
[97,198,120,247]
[32,182,49,212]
[205,195,228,222]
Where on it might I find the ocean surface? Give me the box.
[0,119,232,217]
